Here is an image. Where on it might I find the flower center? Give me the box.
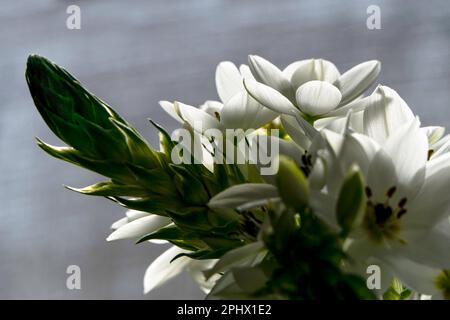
[363,186,408,244]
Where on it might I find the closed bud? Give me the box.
[276,155,309,210]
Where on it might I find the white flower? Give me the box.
[315,118,450,296]
[244,55,380,119]
[160,61,278,132]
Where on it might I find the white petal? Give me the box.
[422,126,445,146]
[220,91,278,129]
[251,134,303,163]
[244,78,297,115]
[248,55,294,101]
[283,60,309,79]
[296,80,342,116]
[110,217,128,230]
[425,151,450,177]
[363,86,414,144]
[290,59,340,90]
[208,183,279,209]
[110,210,150,231]
[204,241,265,279]
[336,60,381,105]
[431,138,450,160]
[339,132,376,176]
[406,152,450,228]
[309,190,338,229]
[432,133,450,151]
[239,64,254,80]
[177,101,223,132]
[207,271,243,299]
[126,209,149,220]
[277,138,305,166]
[384,119,428,187]
[381,256,440,295]
[187,259,220,294]
[367,149,398,201]
[159,100,183,123]
[292,112,320,140]
[314,116,347,132]
[325,94,372,118]
[402,221,450,269]
[199,100,223,117]
[280,114,311,150]
[143,246,192,294]
[215,61,243,103]
[106,215,172,241]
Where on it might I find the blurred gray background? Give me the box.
[0,0,449,299]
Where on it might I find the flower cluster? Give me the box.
[27,54,450,299]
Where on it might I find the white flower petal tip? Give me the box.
[248,55,294,100]
[296,80,342,116]
[215,61,243,103]
[143,246,192,294]
[243,78,297,115]
[337,60,381,105]
[106,215,172,242]
[159,100,184,123]
[290,59,340,89]
[176,101,223,132]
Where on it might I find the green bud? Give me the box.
[336,165,366,238]
[26,55,160,171]
[276,155,309,210]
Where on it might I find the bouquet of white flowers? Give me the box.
[26,54,450,300]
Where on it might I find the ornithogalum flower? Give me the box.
[314,118,450,297]
[243,55,380,120]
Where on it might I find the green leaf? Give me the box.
[336,165,366,238]
[276,155,309,210]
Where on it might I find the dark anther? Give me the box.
[397,208,407,218]
[214,111,221,121]
[301,154,307,165]
[398,198,407,208]
[428,149,434,160]
[386,186,397,198]
[365,187,372,198]
[300,165,310,177]
[307,155,313,166]
[374,204,393,224]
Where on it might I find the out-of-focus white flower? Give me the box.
[314,118,450,296]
